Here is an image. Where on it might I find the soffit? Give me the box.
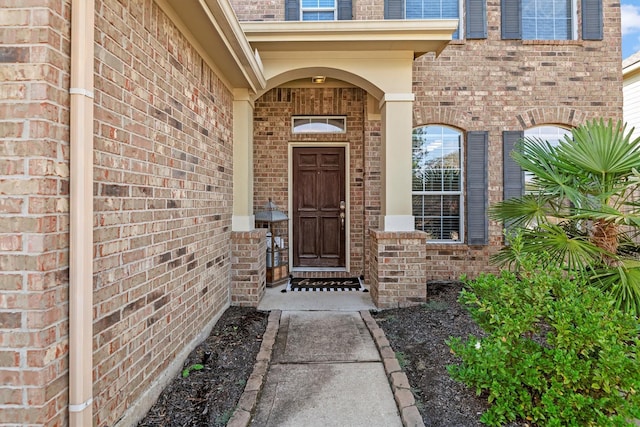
[241,20,458,59]
[158,0,266,92]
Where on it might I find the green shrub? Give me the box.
[447,256,640,426]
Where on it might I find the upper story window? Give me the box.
[292,116,347,133]
[502,0,602,40]
[412,125,463,242]
[286,0,352,20]
[385,0,463,39]
[406,0,461,38]
[523,0,573,40]
[301,0,336,20]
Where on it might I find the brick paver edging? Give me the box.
[360,310,426,427]
[227,309,282,427]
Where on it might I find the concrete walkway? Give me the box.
[227,292,424,427]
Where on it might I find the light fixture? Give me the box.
[311,76,326,84]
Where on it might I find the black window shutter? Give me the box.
[466,131,489,245]
[582,0,603,40]
[501,0,521,39]
[503,131,525,200]
[338,0,352,20]
[285,0,300,21]
[466,0,487,39]
[384,0,404,19]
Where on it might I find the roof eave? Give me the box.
[158,0,266,92]
[241,19,458,59]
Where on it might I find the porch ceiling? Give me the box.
[241,20,458,59]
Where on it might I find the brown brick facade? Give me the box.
[91,1,235,424]
[1,0,239,425]
[0,0,624,424]
[253,87,368,278]
[0,1,72,425]
[241,0,622,286]
[231,230,268,306]
[369,230,428,308]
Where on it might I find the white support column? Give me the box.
[232,88,255,231]
[379,93,416,231]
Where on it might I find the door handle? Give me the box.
[339,201,345,230]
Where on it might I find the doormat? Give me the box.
[282,276,368,293]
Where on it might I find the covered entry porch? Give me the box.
[230,20,457,308]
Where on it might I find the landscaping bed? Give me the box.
[136,306,268,427]
[138,284,527,427]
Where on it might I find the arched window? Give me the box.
[412,125,463,241]
[523,125,571,192]
[292,116,346,133]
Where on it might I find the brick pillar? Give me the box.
[231,229,268,307]
[369,230,428,308]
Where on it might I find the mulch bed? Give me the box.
[137,283,527,427]
[136,306,268,427]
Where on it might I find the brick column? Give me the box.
[369,230,428,308]
[231,229,268,307]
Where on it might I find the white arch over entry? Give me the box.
[236,19,458,232]
[252,50,417,102]
[258,66,384,100]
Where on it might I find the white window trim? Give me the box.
[412,125,465,243]
[300,0,337,21]
[522,0,578,41]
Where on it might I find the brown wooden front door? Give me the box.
[292,147,346,268]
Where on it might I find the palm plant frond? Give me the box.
[557,119,640,176]
[591,263,640,316]
[493,119,640,316]
[524,223,604,272]
[492,224,603,273]
[570,204,638,226]
[489,194,558,228]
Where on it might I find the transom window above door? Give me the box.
[301,0,336,20]
[292,116,347,133]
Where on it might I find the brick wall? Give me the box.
[253,87,367,278]
[91,0,234,425]
[238,0,622,283]
[231,230,268,306]
[369,230,428,308]
[232,0,284,21]
[0,1,72,425]
[411,2,622,277]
